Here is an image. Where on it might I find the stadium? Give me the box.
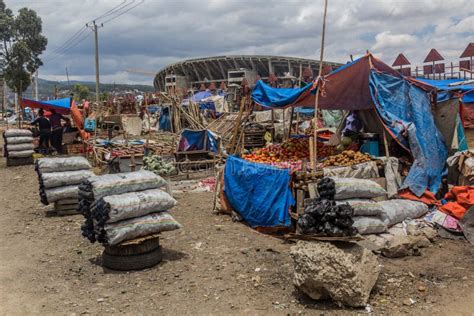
[153,55,342,92]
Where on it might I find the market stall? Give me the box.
[218,53,449,235]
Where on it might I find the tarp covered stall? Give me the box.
[224,155,294,228]
[21,97,72,114]
[251,54,448,196]
[177,129,219,153]
[416,78,474,129]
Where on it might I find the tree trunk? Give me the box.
[17,87,22,128]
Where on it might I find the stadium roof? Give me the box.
[153,55,342,91]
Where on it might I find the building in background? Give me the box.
[154,55,342,93]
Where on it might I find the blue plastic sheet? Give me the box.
[464,91,474,104]
[178,129,218,153]
[224,156,294,228]
[457,114,468,151]
[252,80,313,108]
[22,97,71,114]
[158,107,171,131]
[192,91,212,102]
[416,78,474,104]
[370,71,448,196]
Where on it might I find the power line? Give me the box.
[43,1,135,59]
[101,0,144,25]
[91,0,134,23]
[47,27,88,56]
[43,31,92,63]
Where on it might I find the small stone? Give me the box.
[403,298,416,306]
[97,298,105,303]
[418,285,427,292]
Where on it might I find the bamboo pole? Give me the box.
[312,0,329,169]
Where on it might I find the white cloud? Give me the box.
[372,32,417,50]
[5,0,474,85]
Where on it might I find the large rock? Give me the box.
[290,241,380,307]
[381,235,431,258]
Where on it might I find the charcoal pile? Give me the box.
[297,198,358,237]
[317,178,336,199]
[35,157,93,214]
[3,129,35,166]
[78,170,181,270]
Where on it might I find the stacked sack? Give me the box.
[36,157,93,213]
[314,177,429,235]
[326,177,388,235]
[3,129,35,166]
[78,170,181,246]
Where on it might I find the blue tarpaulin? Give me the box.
[21,97,72,114]
[158,106,171,131]
[370,71,448,196]
[192,91,212,102]
[252,80,313,108]
[416,78,474,104]
[224,156,294,228]
[178,129,219,153]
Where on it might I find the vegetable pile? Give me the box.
[243,138,334,164]
[323,150,372,167]
[143,155,176,176]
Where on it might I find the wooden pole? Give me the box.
[312,0,328,169]
[288,107,294,138]
[145,93,151,154]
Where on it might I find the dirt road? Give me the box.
[1,161,474,315]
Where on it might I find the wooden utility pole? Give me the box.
[65,67,70,88]
[34,71,39,100]
[312,0,329,169]
[87,21,102,106]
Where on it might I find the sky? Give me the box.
[7,0,474,86]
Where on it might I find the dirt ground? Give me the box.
[1,161,474,315]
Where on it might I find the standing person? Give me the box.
[31,109,51,153]
[49,109,70,154]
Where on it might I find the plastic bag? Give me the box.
[336,199,383,216]
[43,185,79,204]
[40,170,94,189]
[5,136,34,144]
[352,216,388,235]
[94,188,177,224]
[6,143,34,152]
[379,199,428,227]
[80,170,167,200]
[103,212,181,246]
[331,177,387,200]
[36,157,91,173]
[8,150,34,158]
[4,129,32,137]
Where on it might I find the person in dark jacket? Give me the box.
[49,109,70,154]
[31,109,51,153]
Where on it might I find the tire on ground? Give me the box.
[102,246,163,271]
[104,237,160,256]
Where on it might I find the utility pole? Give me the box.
[34,70,39,100]
[87,20,102,106]
[65,67,70,89]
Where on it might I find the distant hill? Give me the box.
[21,78,155,100]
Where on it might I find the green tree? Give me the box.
[0,1,47,100]
[73,83,90,100]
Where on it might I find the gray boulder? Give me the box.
[290,241,380,307]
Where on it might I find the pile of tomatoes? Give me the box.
[243,137,335,165]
